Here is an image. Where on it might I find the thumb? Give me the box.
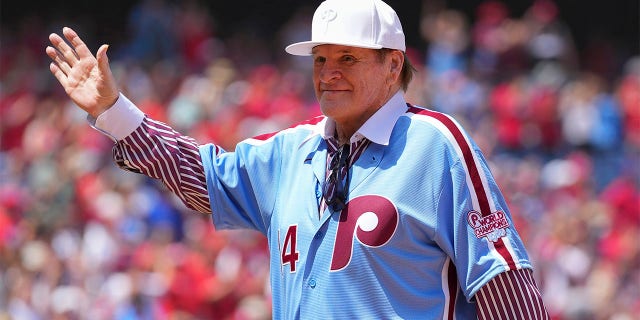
[96,44,111,74]
[95,44,120,111]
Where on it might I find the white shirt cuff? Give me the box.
[88,93,145,141]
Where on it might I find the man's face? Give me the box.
[312,45,398,126]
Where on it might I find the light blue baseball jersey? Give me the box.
[199,93,532,319]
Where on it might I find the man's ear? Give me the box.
[389,50,404,80]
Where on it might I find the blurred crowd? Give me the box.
[1,0,638,319]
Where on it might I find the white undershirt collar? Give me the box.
[320,91,407,145]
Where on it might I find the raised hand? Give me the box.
[46,27,119,118]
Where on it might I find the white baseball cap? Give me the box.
[285,0,406,56]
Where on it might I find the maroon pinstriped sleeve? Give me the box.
[113,117,213,214]
[475,269,550,319]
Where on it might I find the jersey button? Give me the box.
[308,278,317,288]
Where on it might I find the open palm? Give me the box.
[46,27,119,118]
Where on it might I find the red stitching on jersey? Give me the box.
[446,260,458,320]
[251,115,325,141]
[409,105,518,271]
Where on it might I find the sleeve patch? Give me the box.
[467,210,509,242]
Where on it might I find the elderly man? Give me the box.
[46,0,549,318]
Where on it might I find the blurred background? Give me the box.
[1,0,638,319]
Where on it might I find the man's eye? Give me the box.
[342,56,356,62]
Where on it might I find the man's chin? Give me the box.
[319,101,345,117]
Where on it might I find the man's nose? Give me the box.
[318,63,342,83]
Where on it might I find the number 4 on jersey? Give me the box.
[281,225,299,272]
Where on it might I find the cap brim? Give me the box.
[285,40,383,56]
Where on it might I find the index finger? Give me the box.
[62,27,93,58]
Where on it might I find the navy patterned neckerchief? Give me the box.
[322,137,371,212]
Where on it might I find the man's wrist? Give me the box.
[88,93,145,141]
[88,95,119,119]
